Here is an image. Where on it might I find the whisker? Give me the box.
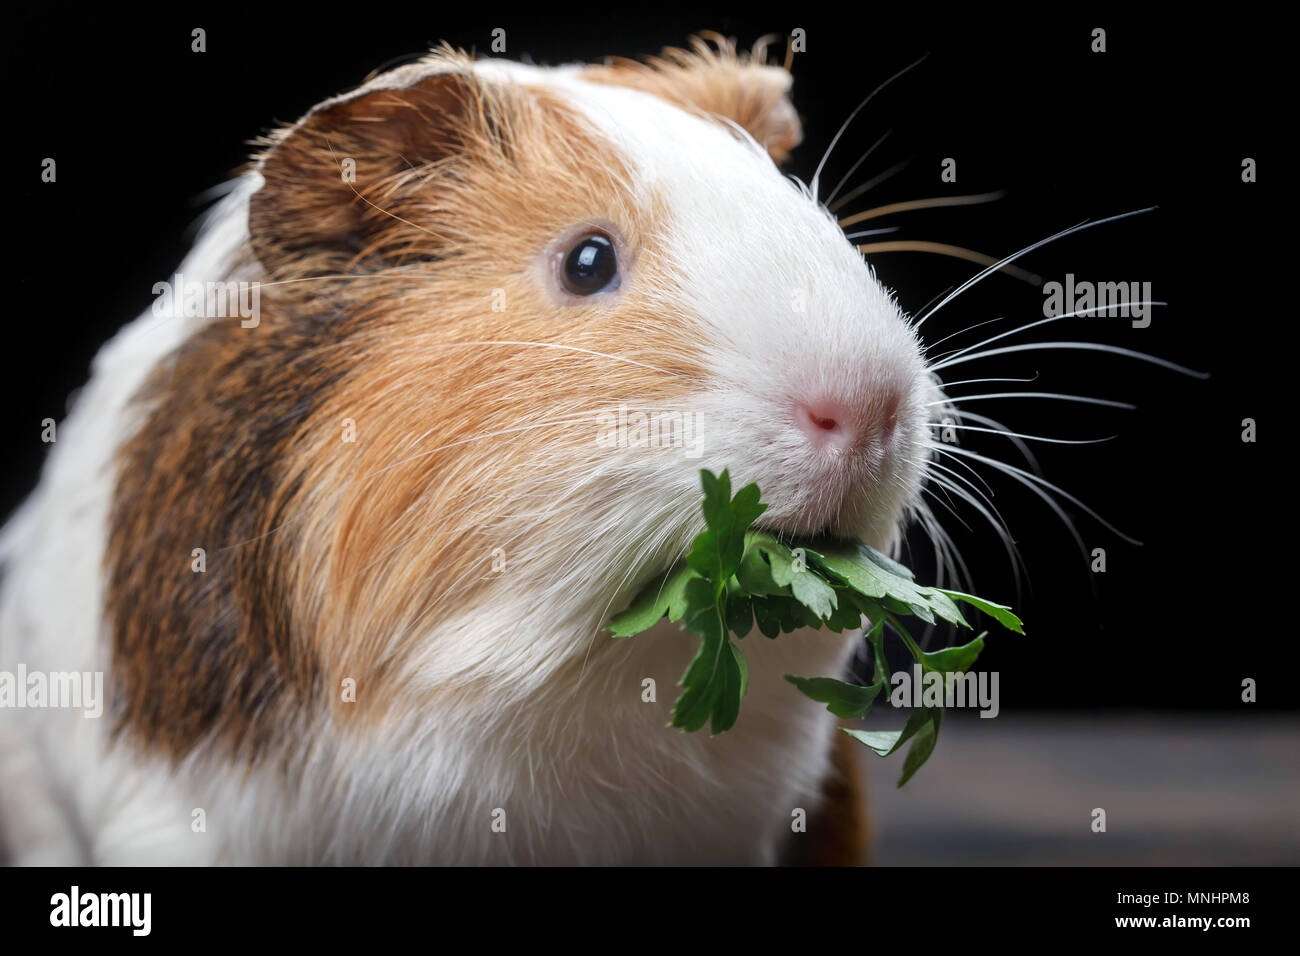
[407,340,687,377]
[940,444,1141,546]
[926,391,1135,410]
[266,273,426,290]
[811,54,929,199]
[913,207,1157,330]
[908,502,978,645]
[921,483,974,534]
[927,301,1166,362]
[914,502,973,592]
[942,408,1043,476]
[923,460,1026,586]
[925,459,1023,591]
[843,226,901,240]
[928,459,1001,520]
[931,375,1038,390]
[825,130,892,208]
[838,190,1007,228]
[932,341,1209,378]
[827,158,911,214]
[921,315,1023,356]
[931,422,1115,445]
[857,241,1042,286]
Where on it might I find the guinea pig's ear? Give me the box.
[248,55,489,274]
[585,33,803,164]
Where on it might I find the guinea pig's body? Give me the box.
[0,40,935,864]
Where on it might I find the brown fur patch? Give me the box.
[582,33,803,164]
[107,299,345,759]
[780,726,871,866]
[106,51,708,760]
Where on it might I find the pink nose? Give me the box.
[799,401,846,436]
[795,396,899,452]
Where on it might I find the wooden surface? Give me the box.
[861,712,1300,865]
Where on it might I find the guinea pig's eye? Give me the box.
[561,233,620,296]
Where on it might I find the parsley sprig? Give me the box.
[609,469,1024,785]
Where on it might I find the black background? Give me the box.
[3,3,1282,711]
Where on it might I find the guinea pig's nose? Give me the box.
[794,395,899,453]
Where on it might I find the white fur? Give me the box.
[0,180,258,863]
[0,59,932,864]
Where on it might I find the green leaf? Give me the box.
[824,595,866,633]
[847,593,886,626]
[779,599,807,634]
[685,527,723,582]
[693,471,768,585]
[750,595,786,638]
[897,708,943,786]
[859,543,916,580]
[862,615,889,684]
[730,641,750,708]
[752,533,798,587]
[736,543,784,596]
[937,589,1025,634]
[724,580,753,639]
[922,590,966,628]
[699,468,731,531]
[728,481,768,534]
[785,674,883,719]
[607,586,671,638]
[809,542,970,629]
[842,704,932,756]
[669,473,774,733]
[808,541,913,599]
[709,639,746,734]
[609,468,1022,787]
[789,568,838,620]
[608,564,697,637]
[919,632,986,674]
[672,598,727,732]
[663,566,699,623]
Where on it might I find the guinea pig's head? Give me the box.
[245,38,936,686]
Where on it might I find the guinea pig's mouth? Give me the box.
[752,520,859,551]
[750,479,902,549]
[798,528,859,549]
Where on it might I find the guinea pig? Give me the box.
[0,35,941,865]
